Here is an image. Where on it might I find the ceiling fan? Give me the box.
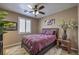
[24,4,45,16]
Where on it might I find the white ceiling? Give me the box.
[0,3,77,19]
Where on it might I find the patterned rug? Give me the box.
[3,45,77,55]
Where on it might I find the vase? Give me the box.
[62,30,67,40]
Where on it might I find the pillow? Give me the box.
[45,30,56,35]
[52,31,56,35]
[45,31,49,35]
[42,30,46,34]
[42,29,56,35]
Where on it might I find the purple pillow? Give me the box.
[45,30,56,35]
[42,30,46,34]
[52,31,56,35]
[42,29,56,35]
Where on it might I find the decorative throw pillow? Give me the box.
[42,30,46,34]
[52,31,56,35]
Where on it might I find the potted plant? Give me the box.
[60,20,78,40]
[61,20,68,40]
[0,10,8,54]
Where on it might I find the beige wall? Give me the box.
[39,6,78,49]
[3,10,38,48]
[78,5,79,54]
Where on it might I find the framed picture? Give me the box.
[3,21,17,31]
[45,19,55,25]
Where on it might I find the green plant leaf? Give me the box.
[0,11,8,33]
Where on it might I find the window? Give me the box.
[26,20,31,33]
[18,17,31,33]
[19,18,25,32]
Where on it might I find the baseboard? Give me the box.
[3,42,21,49]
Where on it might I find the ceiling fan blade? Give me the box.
[24,10,33,13]
[35,5,38,9]
[27,5,32,9]
[24,10,28,12]
[29,11,33,13]
[39,11,45,15]
[39,6,44,10]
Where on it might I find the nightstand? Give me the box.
[57,38,71,53]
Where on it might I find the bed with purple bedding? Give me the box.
[22,28,59,55]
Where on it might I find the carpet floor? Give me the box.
[3,45,77,55]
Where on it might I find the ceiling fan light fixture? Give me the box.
[33,12,35,14]
[33,11,39,15]
[36,11,39,15]
[25,4,45,17]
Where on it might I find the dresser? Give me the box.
[0,34,3,55]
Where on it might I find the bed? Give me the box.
[21,28,59,55]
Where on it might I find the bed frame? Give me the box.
[21,28,59,55]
